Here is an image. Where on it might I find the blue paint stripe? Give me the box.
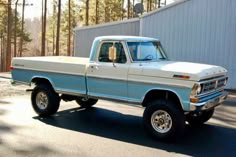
[198,92,222,103]
[12,68,87,95]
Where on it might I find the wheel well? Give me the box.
[142,90,183,110]
[31,78,54,90]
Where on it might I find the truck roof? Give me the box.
[94,36,160,42]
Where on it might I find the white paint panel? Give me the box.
[12,56,89,76]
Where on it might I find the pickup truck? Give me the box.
[11,36,228,141]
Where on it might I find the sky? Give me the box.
[16,0,175,20]
[16,0,73,20]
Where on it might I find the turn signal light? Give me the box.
[190,98,199,103]
[173,75,190,79]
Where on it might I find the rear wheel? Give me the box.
[143,99,185,141]
[186,109,214,126]
[31,84,60,116]
[75,97,98,108]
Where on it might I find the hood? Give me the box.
[129,61,227,81]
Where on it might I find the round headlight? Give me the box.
[224,78,228,86]
[197,85,201,94]
[191,83,201,96]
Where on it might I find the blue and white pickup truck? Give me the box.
[11,36,228,141]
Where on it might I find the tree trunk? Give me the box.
[72,34,74,56]
[149,0,152,11]
[52,0,56,56]
[127,0,130,19]
[95,0,98,24]
[6,0,12,71]
[41,0,44,56]
[85,0,89,26]
[1,37,6,72]
[0,37,4,71]
[55,0,61,56]
[3,37,6,71]
[14,0,19,57]
[52,28,55,56]
[132,0,135,18]
[41,0,47,56]
[67,0,71,56]
[121,0,124,19]
[158,0,161,8]
[19,0,25,57]
[141,0,143,15]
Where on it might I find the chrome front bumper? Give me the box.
[189,91,228,111]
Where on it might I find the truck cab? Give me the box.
[87,36,168,103]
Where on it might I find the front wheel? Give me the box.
[186,109,214,126]
[75,97,98,108]
[31,84,60,116]
[143,99,185,141]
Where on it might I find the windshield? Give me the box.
[127,41,167,62]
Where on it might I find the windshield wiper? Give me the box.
[142,58,153,61]
[159,57,167,60]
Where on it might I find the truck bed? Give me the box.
[11,56,90,96]
[12,56,90,75]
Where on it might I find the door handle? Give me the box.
[90,65,99,70]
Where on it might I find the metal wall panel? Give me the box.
[141,0,236,88]
[74,19,140,58]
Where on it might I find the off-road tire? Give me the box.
[186,109,214,126]
[31,84,60,116]
[143,99,185,141]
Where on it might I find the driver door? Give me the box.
[86,41,129,101]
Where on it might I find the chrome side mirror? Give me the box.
[108,46,117,62]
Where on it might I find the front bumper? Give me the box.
[189,91,228,111]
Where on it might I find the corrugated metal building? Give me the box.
[74,0,236,89]
[74,18,140,57]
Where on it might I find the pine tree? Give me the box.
[41,0,47,56]
[0,0,31,71]
[55,0,61,56]
[6,0,12,71]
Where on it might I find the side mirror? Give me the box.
[108,46,117,62]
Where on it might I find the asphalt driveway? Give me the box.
[0,76,236,157]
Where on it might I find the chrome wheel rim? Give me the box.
[151,110,172,133]
[36,92,48,110]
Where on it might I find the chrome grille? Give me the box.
[200,77,227,94]
[217,78,226,88]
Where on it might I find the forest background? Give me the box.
[0,0,172,72]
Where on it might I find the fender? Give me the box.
[31,76,56,91]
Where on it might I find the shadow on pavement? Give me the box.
[221,100,236,107]
[34,104,236,157]
[0,108,59,156]
[212,100,236,127]
[0,123,59,157]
